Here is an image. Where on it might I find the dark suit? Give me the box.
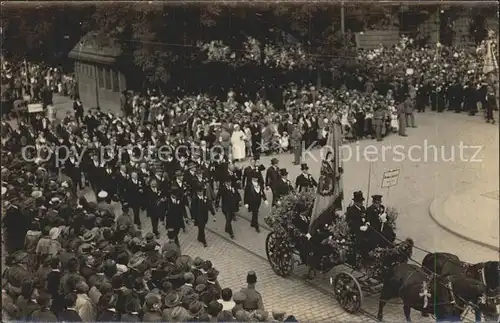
[366,204,385,246]
[147,187,166,235]
[116,171,129,202]
[127,178,145,226]
[295,173,317,192]
[57,309,82,322]
[244,184,267,229]
[190,194,215,244]
[215,184,240,236]
[265,166,281,206]
[96,309,120,322]
[73,100,84,123]
[102,168,118,200]
[64,157,83,192]
[242,165,265,189]
[274,178,294,202]
[345,204,371,258]
[165,196,187,246]
[87,160,104,194]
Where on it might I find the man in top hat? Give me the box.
[190,187,216,247]
[165,187,188,246]
[242,156,265,190]
[345,191,371,260]
[240,271,264,312]
[265,157,281,206]
[244,173,269,233]
[184,161,197,192]
[295,163,317,192]
[274,168,294,204]
[215,176,240,239]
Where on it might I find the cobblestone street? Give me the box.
[80,109,497,321]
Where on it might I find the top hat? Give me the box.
[300,163,309,171]
[279,168,288,176]
[372,194,383,202]
[353,191,365,202]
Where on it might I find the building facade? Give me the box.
[68,32,126,114]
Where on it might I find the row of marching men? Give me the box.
[63,150,319,247]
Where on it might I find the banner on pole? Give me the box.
[381,169,400,188]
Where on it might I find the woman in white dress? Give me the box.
[231,124,247,161]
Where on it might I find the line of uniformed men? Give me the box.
[63,148,320,245]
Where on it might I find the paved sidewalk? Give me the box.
[430,186,499,251]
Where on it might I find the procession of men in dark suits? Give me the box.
[72,139,312,246]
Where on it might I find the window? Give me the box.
[104,67,112,90]
[112,70,120,92]
[97,67,104,88]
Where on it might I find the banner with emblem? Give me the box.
[308,116,344,234]
[483,30,498,76]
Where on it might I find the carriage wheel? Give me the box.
[332,272,363,313]
[265,232,293,277]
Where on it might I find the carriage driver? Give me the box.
[345,191,372,261]
[366,194,395,248]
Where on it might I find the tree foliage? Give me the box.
[1,3,93,64]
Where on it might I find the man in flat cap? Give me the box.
[240,271,264,312]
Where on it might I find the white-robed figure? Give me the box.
[231,124,247,160]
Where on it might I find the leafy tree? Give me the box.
[1,3,92,64]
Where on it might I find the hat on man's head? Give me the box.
[233,292,246,303]
[144,232,155,242]
[372,194,383,202]
[353,191,365,202]
[97,191,108,199]
[279,168,288,176]
[49,227,61,240]
[81,231,96,243]
[31,190,42,198]
[193,257,204,269]
[194,284,206,294]
[166,306,190,321]
[164,291,181,308]
[144,293,161,310]
[174,170,183,177]
[300,163,309,171]
[271,158,279,165]
[176,255,193,269]
[206,268,219,281]
[188,300,204,317]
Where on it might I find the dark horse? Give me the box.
[422,252,500,321]
[377,263,493,322]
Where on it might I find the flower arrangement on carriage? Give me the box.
[264,190,353,278]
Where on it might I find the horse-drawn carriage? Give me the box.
[264,191,500,321]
